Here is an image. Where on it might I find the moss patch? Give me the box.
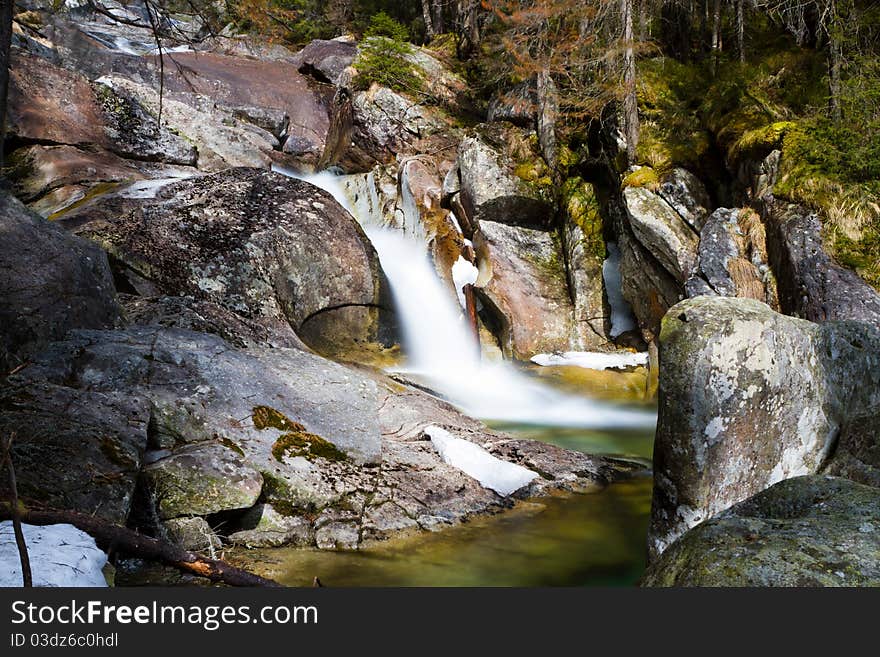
[252,406,347,463]
[622,166,660,190]
[252,405,301,432]
[562,177,605,260]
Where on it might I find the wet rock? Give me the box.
[650,296,880,561]
[474,220,576,359]
[622,185,699,283]
[227,504,314,548]
[643,476,880,586]
[63,168,397,358]
[0,192,119,372]
[0,380,148,524]
[456,129,554,230]
[763,198,880,328]
[144,443,264,519]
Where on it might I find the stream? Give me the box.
[246,166,658,586]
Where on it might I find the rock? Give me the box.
[649,296,880,561]
[687,207,777,305]
[657,168,711,232]
[63,168,397,358]
[0,380,148,524]
[315,511,361,550]
[95,74,276,171]
[347,85,441,170]
[763,198,880,327]
[119,295,305,350]
[643,475,880,586]
[6,50,108,146]
[456,129,554,230]
[0,191,119,372]
[487,80,537,127]
[227,503,314,548]
[162,517,222,553]
[93,80,198,165]
[144,443,264,519]
[293,39,357,84]
[622,185,699,283]
[474,220,576,359]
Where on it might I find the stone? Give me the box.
[763,198,880,328]
[622,185,699,283]
[162,517,222,553]
[227,504,314,548]
[0,380,148,524]
[293,39,357,85]
[144,443,264,519]
[649,296,880,561]
[474,220,576,359]
[63,168,397,358]
[0,191,119,372]
[456,130,554,230]
[657,168,711,232]
[643,476,880,586]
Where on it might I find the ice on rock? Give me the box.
[426,426,538,496]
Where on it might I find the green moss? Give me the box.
[562,177,605,260]
[622,166,660,190]
[271,430,347,463]
[252,405,301,432]
[217,435,245,457]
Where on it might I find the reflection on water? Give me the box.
[231,476,652,587]
[490,422,655,462]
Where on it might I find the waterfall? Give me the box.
[273,165,654,429]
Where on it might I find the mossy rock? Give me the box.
[622,166,660,191]
[252,405,347,463]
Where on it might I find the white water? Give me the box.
[273,165,655,429]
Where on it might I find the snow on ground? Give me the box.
[425,426,538,496]
[0,522,108,588]
[451,256,479,308]
[530,350,648,370]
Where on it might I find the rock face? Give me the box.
[474,220,576,359]
[455,132,554,230]
[0,381,148,524]
[687,207,777,305]
[0,192,119,372]
[657,168,711,233]
[650,296,880,561]
[63,168,397,358]
[643,475,880,586]
[293,39,357,85]
[763,199,880,327]
[622,185,699,283]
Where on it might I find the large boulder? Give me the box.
[763,198,880,327]
[0,192,119,372]
[0,380,148,524]
[656,168,711,233]
[474,220,576,359]
[455,129,554,230]
[293,39,357,85]
[643,475,880,586]
[649,296,880,561]
[62,168,397,358]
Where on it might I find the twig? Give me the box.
[1,434,31,587]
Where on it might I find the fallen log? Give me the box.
[0,505,282,587]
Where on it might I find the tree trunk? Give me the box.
[0,506,283,587]
[828,0,843,121]
[622,0,639,163]
[536,68,559,176]
[638,0,649,41]
[421,0,436,41]
[736,0,745,63]
[0,0,14,173]
[710,0,722,75]
[432,0,444,34]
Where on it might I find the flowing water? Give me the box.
[256,166,658,585]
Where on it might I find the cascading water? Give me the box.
[273,165,655,429]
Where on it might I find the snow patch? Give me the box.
[451,256,479,308]
[0,523,108,588]
[425,426,538,496]
[602,242,638,338]
[530,350,648,370]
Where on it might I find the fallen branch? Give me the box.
[1,434,31,587]
[0,506,282,587]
